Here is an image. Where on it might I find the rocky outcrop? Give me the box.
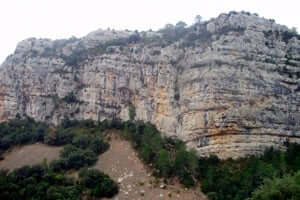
[0,12,299,159]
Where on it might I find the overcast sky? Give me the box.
[0,0,299,64]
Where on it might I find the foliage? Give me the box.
[263,29,300,43]
[249,171,300,200]
[198,144,300,200]
[281,30,300,43]
[112,120,198,187]
[158,22,189,44]
[194,15,203,24]
[49,120,109,171]
[59,144,96,169]
[63,47,88,66]
[0,164,81,200]
[79,168,119,198]
[44,128,74,145]
[0,118,48,154]
[86,32,142,58]
[129,105,136,121]
[62,92,81,104]
[173,148,198,187]
[0,164,119,200]
[0,118,115,199]
[1,117,300,199]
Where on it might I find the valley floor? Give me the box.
[0,143,62,170]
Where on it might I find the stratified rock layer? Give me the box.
[0,12,299,159]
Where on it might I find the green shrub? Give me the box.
[249,171,300,200]
[60,145,97,170]
[129,105,136,121]
[79,168,119,198]
[108,120,198,187]
[49,159,67,172]
[0,118,49,152]
[0,118,114,199]
[197,144,300,200]
[154,149,172,177]
[72,135,91,149]
[0,164,117,200]
[89,138,109,154]
[55,129,75,145]
[0,165,81,200]
[2,118,300,200]
[62,92,81,104]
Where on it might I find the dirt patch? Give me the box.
[94,134,207,200]
[0,143,62,170]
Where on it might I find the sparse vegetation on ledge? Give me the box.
[62,92,83,104]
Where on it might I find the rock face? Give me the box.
[0,12,300,159]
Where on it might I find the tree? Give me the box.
[89,138,109,154]
[175,21,187,28]
[194,15,203,24]
[291,27,298,34]
[249,172,300,200]
[72,135,91,149]
[154,149,172,177]
[164,23,175,30]
[55,129,75,145]
[128,32,141,43]
[62,92,80,104]
[129,105,136,121]
[60,145,97,169]
[174,149,198,187]
[79,168,119,198]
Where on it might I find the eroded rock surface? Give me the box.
[0,12,299,159]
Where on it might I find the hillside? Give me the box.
[0,11,299,158]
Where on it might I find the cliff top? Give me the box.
[3,11,296,63]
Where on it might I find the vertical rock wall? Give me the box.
[0,12,299,158]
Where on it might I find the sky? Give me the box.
[0,0,299,64]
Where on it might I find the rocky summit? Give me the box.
[0,12,299,159]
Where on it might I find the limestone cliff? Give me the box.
[0,12,299,159]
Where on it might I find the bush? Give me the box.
[154,149,172,177]
[249,171,300,200]
[111,120,198,187]
[0,118,49,152]
[0,165,81,200]
[173,149,198,187]
[197,143,300,200]
[282,30,300,43]
[3,118,300,200]
[89,137,109,154]
[72,135,91,149]
[79,168,119,198]
[129,105,136,121]
[60,145,97,170]
[62,92,81,104]
[49,159,67,172]
[0,119,114,199]
[55,129,75,145]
